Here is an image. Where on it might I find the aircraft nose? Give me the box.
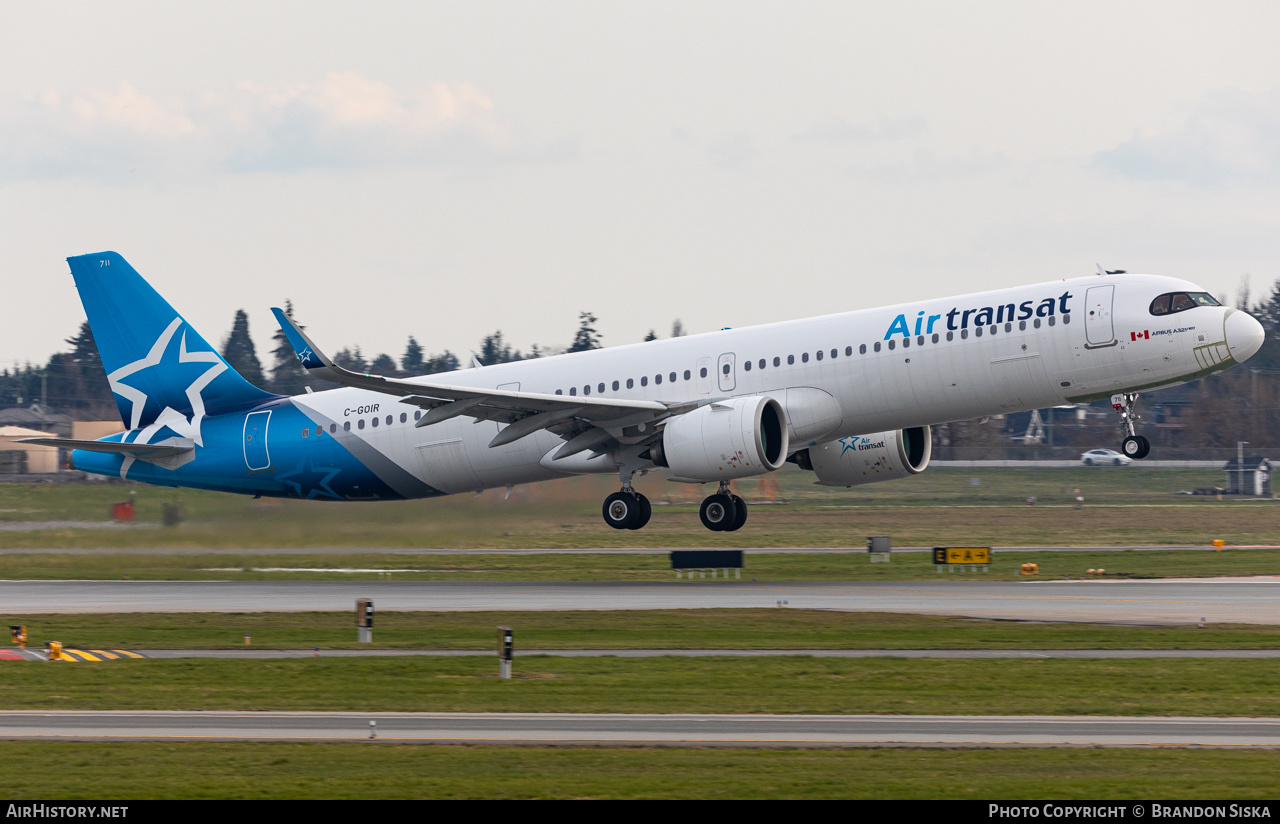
[1225,309,1265,364]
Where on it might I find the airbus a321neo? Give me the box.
[26,253,1264,532]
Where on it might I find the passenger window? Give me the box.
[902,338,910,348]
[399,413,406,424]
[831,349,838,359]
[1019,320,1026,331]
[946,331,954,341]
[744,360,752,371]
[975,327,983,337]
[371,417,379,427]
[599,383,605,393]
[700,367,708,378]
[386,415,393,425]
[358,419,365,430]
[556,389,563,395]
[1005,323,1012,333]
[888,339,896,350]
[787,355,795,365]
[931,333,939,343]
[669,372,676,383]
[627,378,634,389]
[1033,318,1041,329]
[613,380,620,391]
[815,350,823,361]
[758,359,765,369]
[344,421,351,431]
[846,346,853,356]
[802,352,810,362]
[773,357,780,367]
[859,344,866,354]
[655,374,663,384]
[873,342,881,352]
[641,376,648,386]
[584,385,591,395]
[1048,316,1056,327]
[1063,314,1071,324]
[684,370,691,380]
[570,387,577,395]
[916,336,923,347]
[331,423,338,433]
[961,330,968,339]
[302,428,309,438]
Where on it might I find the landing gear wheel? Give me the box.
[1122,436,1143,459]
[626,494,651,530]
[602,491,641,530]
[1134,435,1151,459]
[722,494,748,532]
[699,493,736,531]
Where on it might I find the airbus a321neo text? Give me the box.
[26,253,1263,532]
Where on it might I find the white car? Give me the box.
[1081,448,1132,466]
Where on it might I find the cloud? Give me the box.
[0,73,576,181]
[793,116,927,143]
[1093,89,1280,187]
[706,133,757,169]
[849,147,1009,183]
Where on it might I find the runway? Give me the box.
[2,711,1277,747]
[3,579,1278,624]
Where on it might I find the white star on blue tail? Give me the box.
[106,317,226,477]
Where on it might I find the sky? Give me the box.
[3,1,1279,370]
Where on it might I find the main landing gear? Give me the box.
[602,489,651,530]
[1112,393,1151,460]
[699,482,748,532]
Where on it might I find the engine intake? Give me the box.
[797,425,931,487]
[651,396,789,482]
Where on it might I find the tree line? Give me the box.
[0,307,686,416]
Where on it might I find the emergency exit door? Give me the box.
[717,353,736,392]
[243,410,272,471]
[1084,284,1117,348]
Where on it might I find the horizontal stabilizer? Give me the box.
[21,437,195,463]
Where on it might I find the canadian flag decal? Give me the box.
[1130,330,1150,341]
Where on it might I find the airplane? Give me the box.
[24,252,1264,532]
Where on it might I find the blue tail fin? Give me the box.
[67,252,279,436]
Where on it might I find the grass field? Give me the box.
[2,467,1277,550]
[3,743,1278,799]
[1,547,1277,581]
[8,609,1280,650]
[2,656,1279,716]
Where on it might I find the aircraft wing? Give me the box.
[272,308,678,455]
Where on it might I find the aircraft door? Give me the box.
[243,410,272,471]
[717,353,736,392]
[1084,285,1117,348]
[696,357,713,395]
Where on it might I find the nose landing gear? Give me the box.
[1112,393,1151,459]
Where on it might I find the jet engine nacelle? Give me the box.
[796,426,931,487]
[651,396,789,482]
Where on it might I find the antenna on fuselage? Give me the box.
[1095,264,1127,276]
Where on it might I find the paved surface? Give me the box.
[1,711,1277,747]
[3,545,1279,554]
[121,648,1280,659]
[3,579,1278,624]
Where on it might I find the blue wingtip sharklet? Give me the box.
[270,307,329,371]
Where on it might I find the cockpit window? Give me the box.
[1150,291,1220,316]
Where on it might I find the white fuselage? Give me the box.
[288,273,1249,494]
